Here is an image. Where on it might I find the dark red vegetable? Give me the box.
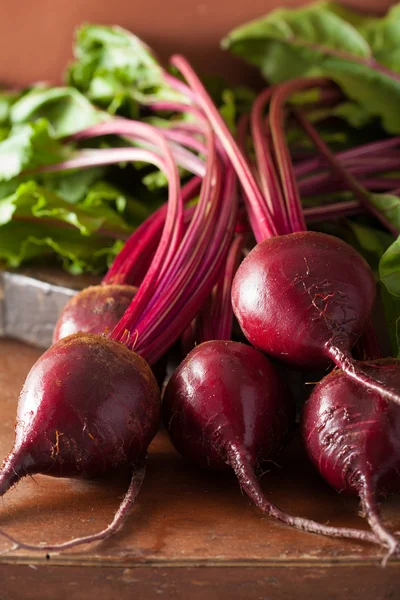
[302,361,400,560]
[53,284,137,341]
[0,333,160,551]
[163,340,378,546]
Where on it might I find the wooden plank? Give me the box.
[0,338,399,570]
[0,269,100,349]
[1,564,400,600]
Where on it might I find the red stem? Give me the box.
[251,88,289,234]
[213,233,246,341]
[105,177,201,285]
[295,112,399,237]
[268,78,331,233]
[170,54,278,241]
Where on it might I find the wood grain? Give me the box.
[1,564,400,600]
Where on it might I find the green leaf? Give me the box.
[0,119,68,181]
[347,221,393,273]
[0,180,130,237]
[369,192,400,232]
[379,235,400,356]
[67,24,183,117]
[10,86,104,137]
[0,220,123,274]
[222,1,400,133]
[37,167,105,204]
[0,89,22,126]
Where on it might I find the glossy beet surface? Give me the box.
[232,231,376,370]
[161,340,382,548]
[0,333,160,495]
[162,340,295,470]
[301,360,400,556]
[302,360,400,497]
[53,284,137,343]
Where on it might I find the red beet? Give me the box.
[162,340,378,546]
[53,284,137,342]
[0,333,160,551]
[232,231,400,404]
[302,360,400,559]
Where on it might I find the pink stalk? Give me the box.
[105,177,201,285]
[295,111,399,237]
[71,118,205,177]
[101,108,239,364]
[251,88,289,234]
[299,171,400,197]
[303,200,362,222]
[294,137,400,178]
[131,121,220,326]
[236,115,263,242]
[212,233,246,341]
[169,54,278,241]
[140,172,238,364]
[268,78,330,233]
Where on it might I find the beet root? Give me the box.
[302,360,400,560]
[0,332,160,551]
[232,231,400,404]
[162,340,379,546]
[53,284,137,343]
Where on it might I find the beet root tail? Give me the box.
[359,480,400,566]
[0,452,27,497]
[227,444,381,547]
[0,462,146,553]
[327,346,400,406]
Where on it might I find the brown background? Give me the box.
[0,0,396,87]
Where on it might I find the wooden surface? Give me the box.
[0,0,394,87]
[0,338,399,598]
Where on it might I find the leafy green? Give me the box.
[0,89,22,126]
[0,221,123,274]
[379,236,400,356]
[0,119,68,182]
[67,24,183,117]
[0,178,149,273]
[369,192,400,232]
[347,221,393,273]
[0,181,130,236]
[222,1,400,133]
[10,86,104,137]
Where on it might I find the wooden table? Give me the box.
[0,339,399,599]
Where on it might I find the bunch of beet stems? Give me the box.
[0,115,243,553]
[168,64,399,377]
[27,113,398,257]
[157,58,400,549]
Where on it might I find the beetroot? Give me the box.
[0,332,160,551]
[232,231,400,405]
[232,231,374,370]
[163,340,294,469]
[163,340,378,546]
[53,284,137,342]
[302,361,400,558]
